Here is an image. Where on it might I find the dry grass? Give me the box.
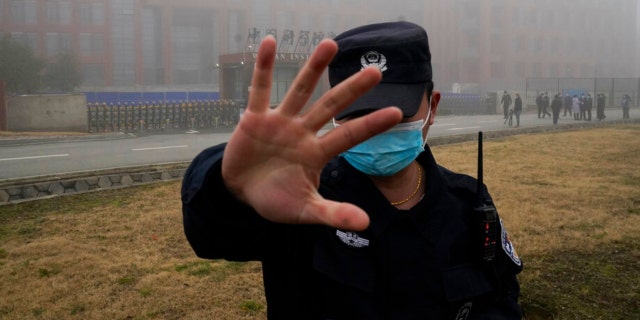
[0,124,639,319]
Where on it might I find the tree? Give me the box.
[42,51,82,93]
[0,36,45,94]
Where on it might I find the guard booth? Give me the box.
[217,28,331,111]
[483,92,498,114]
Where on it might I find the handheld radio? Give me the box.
[475,131,498,262]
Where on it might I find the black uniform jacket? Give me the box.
[182,143,523,319]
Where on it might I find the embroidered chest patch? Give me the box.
[336,230,370,248]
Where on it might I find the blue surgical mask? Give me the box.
[341,119,426,176]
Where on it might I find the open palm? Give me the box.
[221,36,402,231]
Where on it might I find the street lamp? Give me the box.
[242,45,253,65]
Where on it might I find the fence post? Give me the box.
[637,78,640,106]
[0,80,6,131]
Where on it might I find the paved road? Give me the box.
[0,109,627,180]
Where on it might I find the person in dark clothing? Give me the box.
[621,94,632,119]
[579,94,587,120]
[584,94,593,121]
[551,93,563,124]
[181,21,523,319]
[501,91,512,119]
[536,93,543,118]
[513,92,522,127]
[596,94,606,120]
[563,93,573,117]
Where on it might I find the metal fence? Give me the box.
[83,79,639,132]
[83,91,220,104]
[438,93,490,115]
[86,99,240,133]
[525,78,640,108]
[86,92,498,132]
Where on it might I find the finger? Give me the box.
[319,106,403,157]
[278,39,338,117]
[247,36,277,114]
[302,66,384,131]
[302,198,370,231]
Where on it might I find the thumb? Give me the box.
[302,199,370,231]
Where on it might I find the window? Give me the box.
[533,37,543,53]
[79,2,105,26]
[228,11,245,53]
[92,3,105,26]
[511,7,524,26]
[491,6,504,29]
[549,63,559,77]
[79,3,91,25]
[82,64,106,86]
[111,1,136,85]
[532,62,542,77]
[11,32,38,52]
[515,37,527,54]
[46,33,60,56]
[45,32,72,56]
[526,8,538,27]
[491,62,506,78]
[80,33,104,57]
[549,38,560,54]
[514,62,525,78]
[541,9,553,29]
[46,1,72,25]
[490,34,505,55]
[11,0,37,24]
[271,66,297,105]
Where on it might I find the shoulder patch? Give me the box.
[500,219,521,267]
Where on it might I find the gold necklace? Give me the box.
[390,163,422,206]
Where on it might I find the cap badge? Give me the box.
[360,51,387,72]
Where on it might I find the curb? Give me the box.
[0,162,190,205]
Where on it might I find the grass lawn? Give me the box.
[1,123,639,319]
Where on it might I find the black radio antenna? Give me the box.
[477,131,483,206]
[475,130,497,262]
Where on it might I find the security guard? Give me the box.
[182,21,522,319]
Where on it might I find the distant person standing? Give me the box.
[541,92,551,118]
[563,93,573,117]
[513,92,523,127]
[579,94,587,120]
[596,94,606,120]
[536,93,544,118]
[501,90,512,119]
[551,93,563,125]
[621,94,632,119]
[572,95,581,120]
[584,94,593,121]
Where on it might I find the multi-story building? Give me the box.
[431,0,639,93]
[1,0,638,102]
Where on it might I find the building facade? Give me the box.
[1,0,638,102]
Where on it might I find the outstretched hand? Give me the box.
[221,36,403,231]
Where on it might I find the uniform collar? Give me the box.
[323,145,447,237]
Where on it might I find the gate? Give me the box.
[86,99,239,133]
